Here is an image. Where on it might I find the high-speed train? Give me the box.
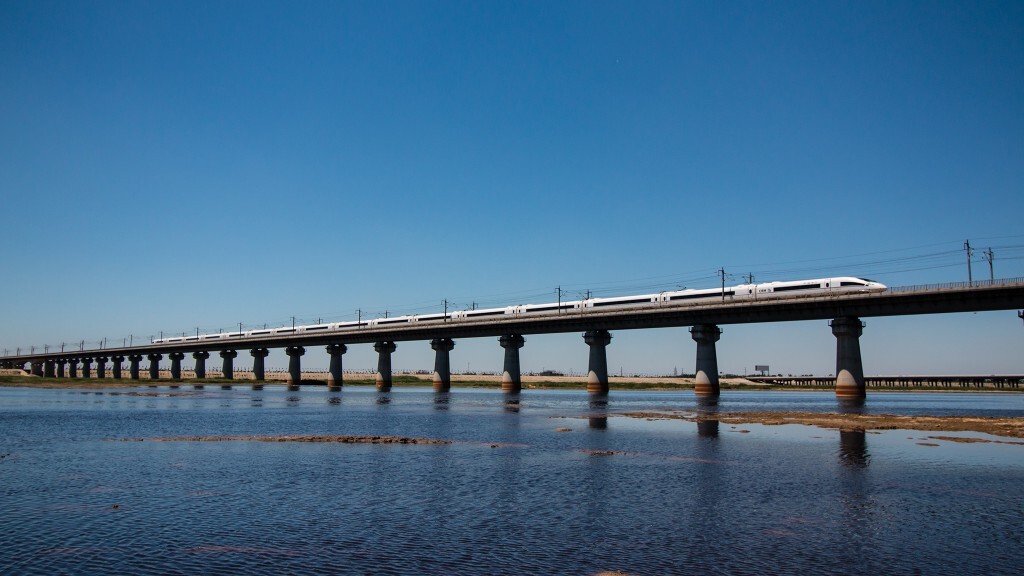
[152,277,885,344]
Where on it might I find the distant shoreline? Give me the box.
[1,373,1020,393]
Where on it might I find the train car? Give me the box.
[516,300,581,316]
[368,315,415,328]
[450,307,514,321]
[410,313,449,323]
[585,293,661,310]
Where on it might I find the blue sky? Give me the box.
[2,1,1022,376]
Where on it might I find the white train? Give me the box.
[152,277,885,344]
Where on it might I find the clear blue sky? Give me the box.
[2,1,1022,376]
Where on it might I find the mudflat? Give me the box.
[617,410,1024,439]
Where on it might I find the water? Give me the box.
[1,386,1022,575]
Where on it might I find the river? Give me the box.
[1,386,1022,575]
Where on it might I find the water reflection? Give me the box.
[503,395,521,414]
[696,419,719,438]
[252,384,263,391]
[434,393,451,410]
[696,400,720,439]
[838,429,870,468]
[837,398,866,413]
[286,395,301,406]
[588,399,608,430]
[376,393,391,406]
[327,396,342,406]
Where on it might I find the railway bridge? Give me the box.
[3,279,1023,400]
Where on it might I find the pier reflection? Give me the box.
[588,399,608,429]
[504,395,521,414]
[837,397,866,413]
[838,429,870,468]
[376,392,391,406]
[433,392,450,410]
[696,397,720,438]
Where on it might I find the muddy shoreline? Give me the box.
[616,410,1024,439]
[1,374,1019,393]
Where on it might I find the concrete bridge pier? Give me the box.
[374,341,397,392]
[499,334,525,393]
[96,357,108,379]
[31,361,43,377]
[220,350,237,380]
[584,330,612,395]
[286,346,305,385]
[326,344,347,388]
[112,355,124,379]
[192,351,210,379]
[69,358,79,378]
[81,357,92,379]
[56,359,65,378]
[168,352,185,379]
[250,348,269,380]
[44,359,55,378]
[147,354,162,380]
[128,355,142,379]
[831,317,866,399]
[690,324,722,398]
[431,338,455,393]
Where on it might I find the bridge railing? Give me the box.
[888,277,1024,293]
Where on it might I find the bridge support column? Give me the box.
[169,352,185,379]
[499,335,525,394]
[44,359,55,378]
[374,341,396,392]
[147,354,162,380]
[220,350,237,380]
[112,356,124,379]
[193,351,210,379]
[430,338,455,392]
[128,355,142,380]
[31,361,43,377]
[250,348,269,380]
[69,358,79,378]
[584,330,612,395]
[56,359,65,378]
[96,357,108,379]
[690,324,722,398]
[831,317,866,399]
[326,344,347,387]
[286,346,305,385]
[81,357,92,379]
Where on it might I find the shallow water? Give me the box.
[1,386,1022,575]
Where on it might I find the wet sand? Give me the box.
[616,410,1024,439]
[116,435,451,444]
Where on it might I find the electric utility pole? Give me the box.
[982,248,994,281]
[965,239,974,285]
[719,268,727,302]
